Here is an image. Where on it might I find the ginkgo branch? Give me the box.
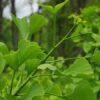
[13,24,76,96]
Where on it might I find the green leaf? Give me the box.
[71,24,83,43]
[92,34,100,42]
[70,80,96,100]
[39,4,54,14]
[29,14,48,34]
[12,14,48,39]
[12,15,29,39]
[0,54,6,73]
[63,57,93,77]
[0,76,6,91]
[41,78,62,97]
[54,0,69,14]
[38,64,56,71]
[18,40,45,64]
[0,97,4,100]
[5,40,45,70]
[4,51,18,70]
[91,49,100,65]
[5,95,17,100]
[56,57,64,69]
[95,66,100,73]
[81,6,100,21]
[25,59,40,74]
[41,0,69,14]
[65,83,76,96]
[83,42,93,53]
[0,42,9,55]
[47,84,62,96]
[21,82,44,100]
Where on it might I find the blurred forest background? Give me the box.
[0,0,100,58]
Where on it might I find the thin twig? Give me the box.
[30,74,52,78]
[46,55,91,63]
[41,24,76,63]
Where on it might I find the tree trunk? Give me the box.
[0,0,3,40]
[70,0,88,13]
[10,0,18,50]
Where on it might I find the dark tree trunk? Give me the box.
[10,0,18,50]
[0,0,4,40]
[70,0,88,13]
[77,0,87,12]
[11,0,16,14]
[0,0,3,28]
[70,0,74,12]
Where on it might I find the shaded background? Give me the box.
[0,0,100,57]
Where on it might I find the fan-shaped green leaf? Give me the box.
[54,0,69,14]
[21,82,44,100]
[63,57,93,77]
[91,49,100,65]
[70,80,96,100]
[25,59,40,74]
[0,42,9,55]
[12,15,29,39]
[29,14,48,34]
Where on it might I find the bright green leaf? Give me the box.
[0,42,9,55]
[4,51,18,70]
[40,4,54,14]
[41,78,62,98]
[29,14,48,34]
[92,34,100,42]
[21,82,44,100]
[25,59,40,74]
[41,0,69,14]
[54,0,69,14]
[91,49,100,65]
[63,57,93,77]
[6,40,45,70]
[12,15,29,39]
[18,40,45,63]
[5,40,45,70]
[38,64,56,71]
[0,54,6,73]
[83,42,93,53]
